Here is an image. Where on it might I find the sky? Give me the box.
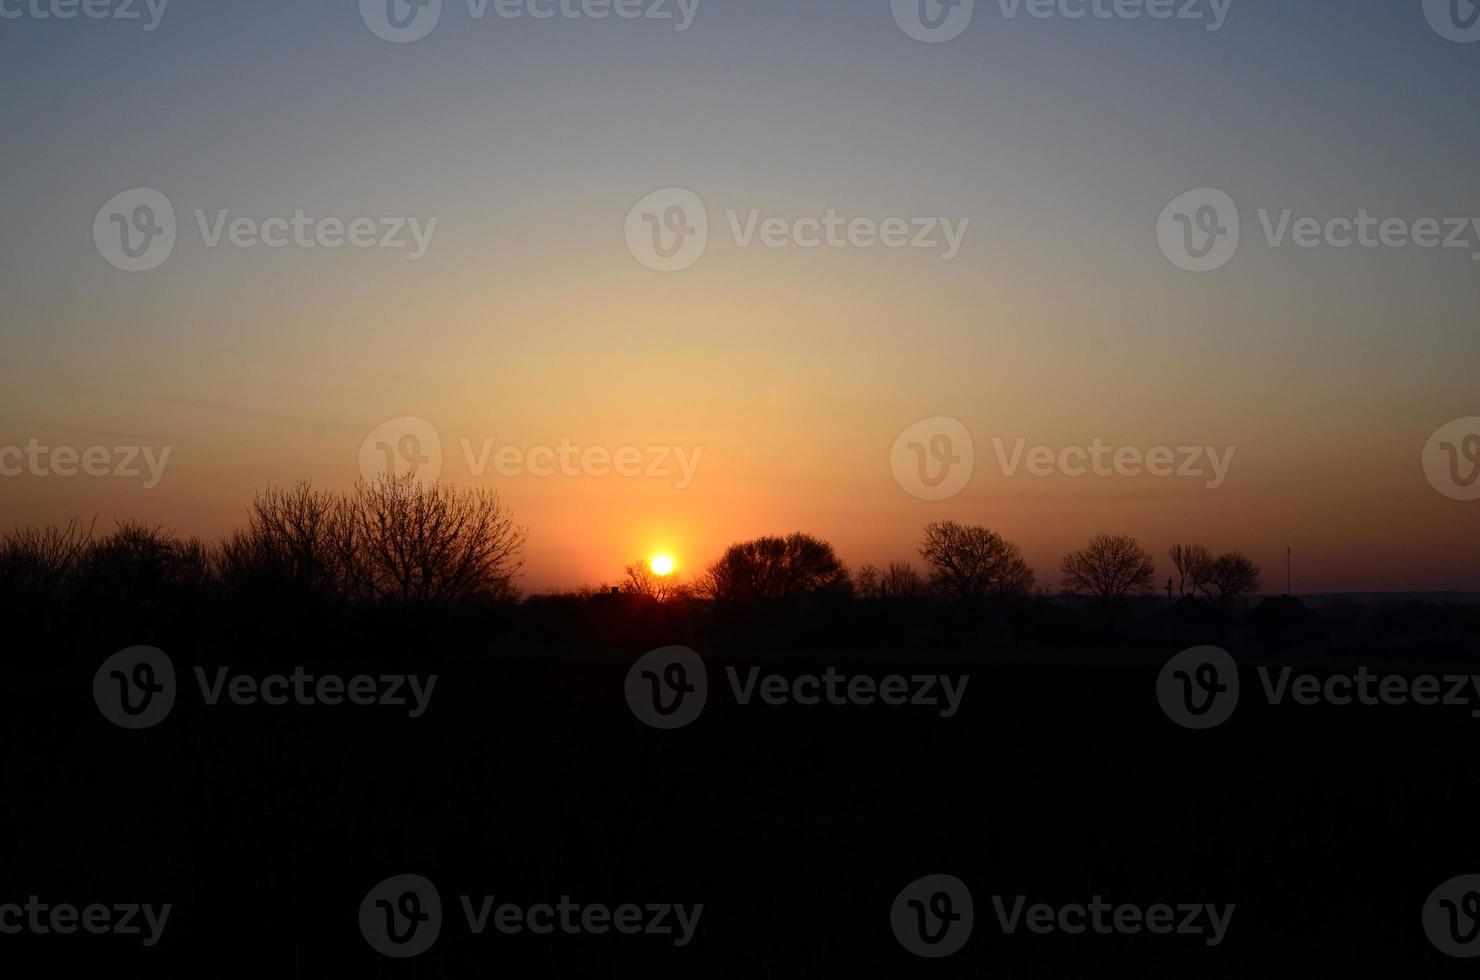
[1,0,1478,593]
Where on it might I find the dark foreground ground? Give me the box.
[4,592,1480,976]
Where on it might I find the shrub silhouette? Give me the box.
[700,532,850,601]
[918,520,1034,599]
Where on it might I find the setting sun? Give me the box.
[649,554,676,577]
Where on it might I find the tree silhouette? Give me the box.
[1168,543,1214,598]
[0,519,93,618]
[1202,551,1261,601]
[1060,534,1156,600]
[854,561,928,599]
[217,482,351,600]
[918,521,1035,600]
[342,476,526,606]
[881,561,927,598]
[700,533,850,601]
[622,559,691,602]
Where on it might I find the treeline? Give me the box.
[0,479,526,622]
[2,481,1264,616]
[611,522,1261,605]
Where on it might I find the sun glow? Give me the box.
[649,554,676,577]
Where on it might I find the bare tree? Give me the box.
[343,476,526,606]
[217,482,350,598]
[918,521,1035,600]
[853,564,882,599]
[1060,534,1156,600]
[1202,552,1261,601]
[0,519,94,613]
[71,521,212,616]
[881,561,927,598]
[702,533,850,601]
[622,559,691,602]
[1168,543,1214,598]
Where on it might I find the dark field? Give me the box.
[5,594,1480,976]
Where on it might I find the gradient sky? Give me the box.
[2,0,1478,593]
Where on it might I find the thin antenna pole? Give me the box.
[1287,547,1292,596]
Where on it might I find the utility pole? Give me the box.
[1287,547,1292,596]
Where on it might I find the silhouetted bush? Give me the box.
[699,533,850,601]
